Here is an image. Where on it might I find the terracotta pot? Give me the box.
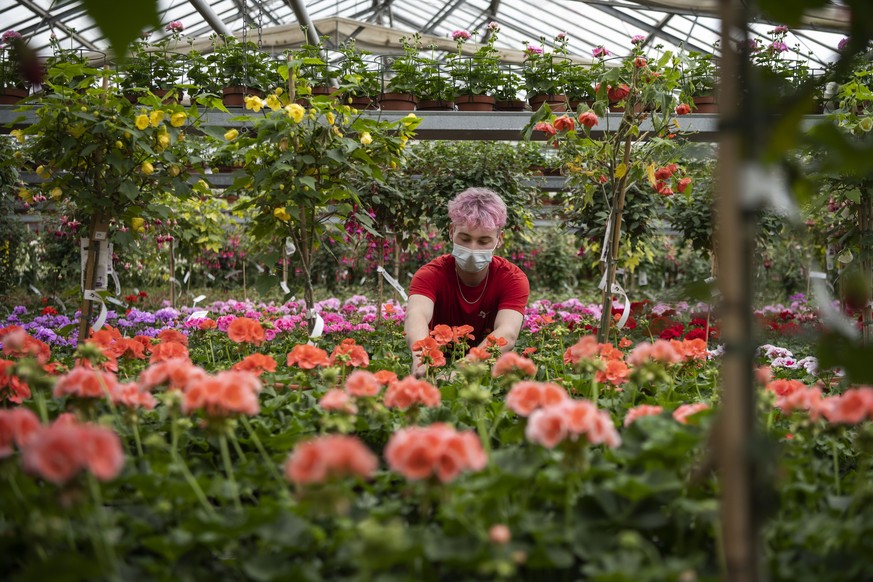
[0,87,29,105]
[153,88,181,104]
[455,94,496,112]
[609,102,654,114]
[495,99,528,112]
[416,99,454,111]
[378,92,417,111]
[295,85,338,106]
[692,95,718,114]
[222,86,265,108]
[348,95,378,110]
[528,93,568,112]
[569,99,596,111]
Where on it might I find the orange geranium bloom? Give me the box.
[485,335,508,348]
[373,370,399,386]
[286,344,330,369]
[53,366,119,399]
[431,324,454,346]
[453,325,475,343]
[383,376,441,409]
[329,338,369,368]
[227,317,266,346]
[285,434,377,485]
[88,327,122,348]
[232,353,278,376]
[150,341,189,363]
[157,329,188,346]
[1,327,51,364]
[491,352,537,378]
[198,319,217,330]
[139,357,206,391]
[467,347,491,362]
[595,359,631,386]
[345,370,381,397]
[113,338,147,360]
[0,359,32,404]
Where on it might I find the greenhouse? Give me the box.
[1,0,872,580]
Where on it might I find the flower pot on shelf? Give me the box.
[495,99,528,112]
[692,95,718,113]
[528,93,568,112]
[348,95,378,110]
[153,88,182,104]
[378,92,417,111]
[416,99,454,111]
[0,87,29,105]
[609,101,654,114]
[455,94,496,112]
[569,99,596,111]
[222,86,265,108]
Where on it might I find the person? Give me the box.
[405,187,530,377]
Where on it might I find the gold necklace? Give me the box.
[456,269,489,304]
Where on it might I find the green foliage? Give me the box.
[386,34,423,95]
[212,34,276,92]
[79,0,160,60]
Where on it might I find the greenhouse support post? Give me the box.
[717,0,760,579]
[861,190,873,344]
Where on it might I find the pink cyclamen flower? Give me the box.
[592,46,610,58]
[452,29,472,41]
[631,35,646,45]
[166,21,184,33]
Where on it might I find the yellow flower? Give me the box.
[18,188,32,202]
[400,135,409,148]
[273,207,290,222]
[359,132,373,145]
[265,94,281,111]
[157,133,170,150]
[10,129,24,143]
[115,141,124,149]
[135,114,149,130]
[141,161,154,175]
[36,165,51,179]
[275,87,284,96]
[170,111,187,127]
[402,113,418,125]
[224,129,239,141]
[149,110,165,127]
[285,103,305,123]
[332,126,343,137]
[244,95,264,112]
[131,217,145,232]
[169,165,181,177]
[50,187,63,200]
[326,112,335,125]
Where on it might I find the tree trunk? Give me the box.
[77,214,111,344]
[597,135,633,343]
[717,0,760,579]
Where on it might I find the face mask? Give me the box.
[452,242,496,273]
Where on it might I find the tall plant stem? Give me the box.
[240,416,289,491]
[86,473,119,579]
[219,432,243,510]
[171,417,215,516]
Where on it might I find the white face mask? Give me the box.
[452,242,496,273]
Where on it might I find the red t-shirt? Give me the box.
[409,255,530,343]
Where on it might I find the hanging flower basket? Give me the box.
[222,86,265,108]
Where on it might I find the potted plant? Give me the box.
[288,31,337,104]
[43,33,96,92]
[450,23,501,111]
[565,61,596,111]
[380,34,421,111]
[494,66,526,111]
[335,39,380,109]
[417,43,455,110]
[0,30,30,104]
[212,33,275,107]
[185,47,221,98]
[119,23,187,103]
[681,49,718,113]
[523,33,573,112]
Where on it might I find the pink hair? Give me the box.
[447,188,507,231]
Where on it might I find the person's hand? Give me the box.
[411,360,427,379]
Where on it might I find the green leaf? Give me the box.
[816,332,873,385]
[758,0,829,27]
[254,274,280,295]
[80,0,161,60]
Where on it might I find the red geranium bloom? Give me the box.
[286,344,330,369]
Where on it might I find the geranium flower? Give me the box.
[553,115,575,132]
[165,21,184,33]
[227,317,266,345]
[592,46,610,58]
[451,29,471,41]
[385,423,487,483]
[232,353,277,376]
[319,388,357,414]
[673,402,710,424]
[675,103,691,115]
[0,359,32,404]
[345,370,381,397]
[383,376,441,409]
[505,380,567,416]
[53,366,118,399]
[285,434,377,485]
[624,404,664,426]
[330,338,369,368]
[21,420,124,484]
[0,407,41,457]
[149,341,189,363]
[578,111,598,128]
[286,344,330,369]
[491,352,537,378]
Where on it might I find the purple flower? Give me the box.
[524,44,544,55]
[154,307,180,322]
[741,38,759,52]
[487,21,500,32]
[452,29,471,41]
[1,30,22,44]
[772,25,789,34]
[770,41,789,53]
[838,37,849,51]
[556,32,568,41]
[166,21,184,33]
[592,46,610,58]
[631,35,646,45]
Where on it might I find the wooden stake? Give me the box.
[77,214,110,344]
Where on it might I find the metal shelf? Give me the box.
[1,104,830,142]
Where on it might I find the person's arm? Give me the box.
[404,294,435,377]
[478,309,524,353]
